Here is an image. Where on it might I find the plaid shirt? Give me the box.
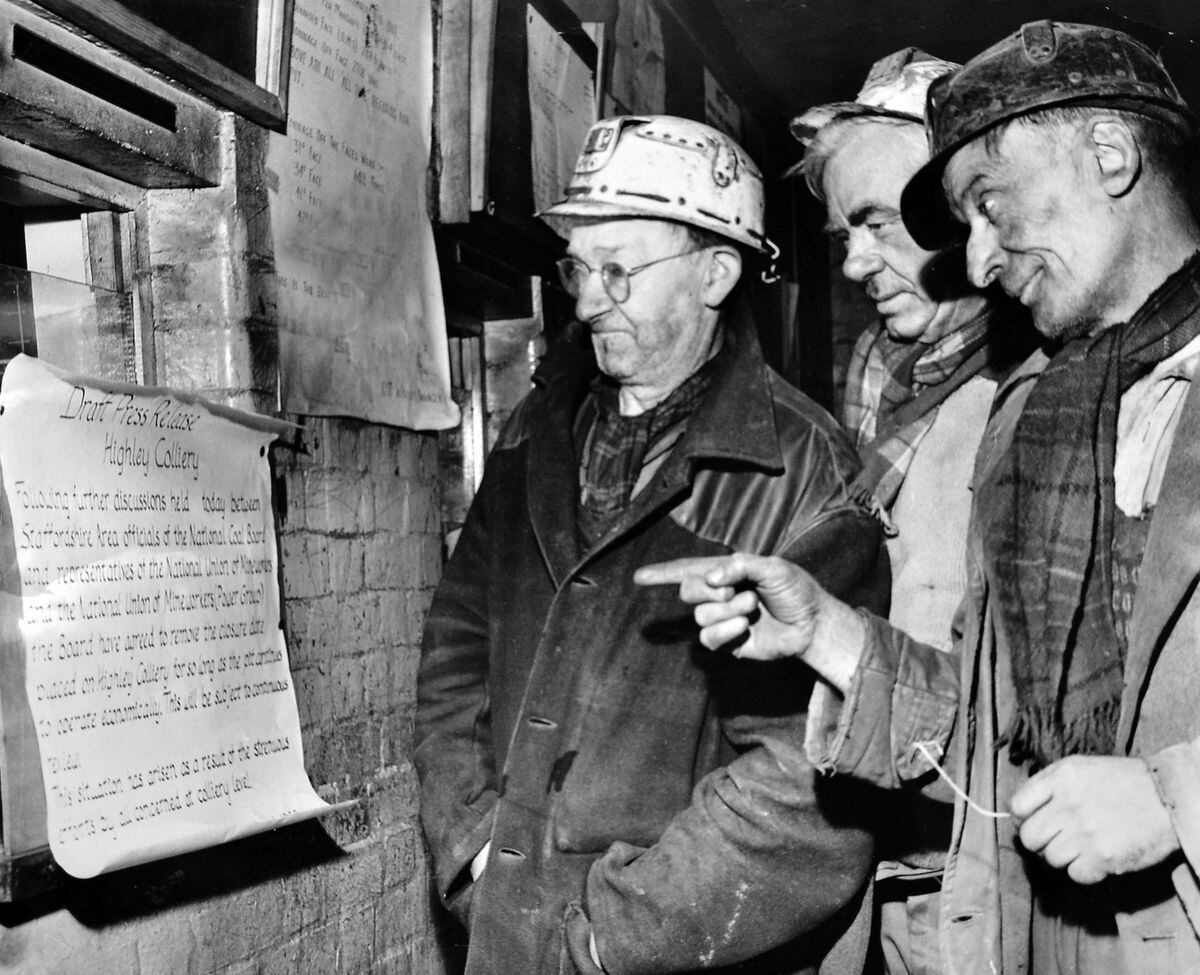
[576,359,716,547]
[841,315,995,530]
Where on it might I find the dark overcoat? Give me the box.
[415,324,887,974]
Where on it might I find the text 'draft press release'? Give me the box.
[0,354,337,878]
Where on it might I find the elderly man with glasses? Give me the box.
[415,115,887,975]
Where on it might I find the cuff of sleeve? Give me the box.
[804,611,894,780]
[1145,742,1200,871]
[805,611,957,788]
[890,627,959,782]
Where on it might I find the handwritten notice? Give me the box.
[605,0,664,116]
[527,6,595,215]
[0,355,333,878]
[266,0,459,431]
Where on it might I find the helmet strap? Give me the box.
[760,239,782,284]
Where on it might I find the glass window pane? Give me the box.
[0,264,135,381]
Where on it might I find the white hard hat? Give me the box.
[787,48,959,199]
[539,115,777,256]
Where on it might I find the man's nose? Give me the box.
[965,223,1004,289]
[574,266,613,321]
[842,232,883,283]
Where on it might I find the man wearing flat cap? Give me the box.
[640,21,1200,974]
[791,47,1033,975]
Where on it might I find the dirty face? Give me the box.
[565,219,724,399]
[943,120,1128,340]
[822,121,986,343]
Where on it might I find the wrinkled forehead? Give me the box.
[816,118,926,189]
[823,122,927,195]
[827,119,926,171]
[942,117,1076,206]
[940,136,994,209]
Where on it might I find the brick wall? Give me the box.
[0,121,454,973]
[274,416,450,975]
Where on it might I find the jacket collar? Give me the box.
[525,319,783,586]
[1118,366,1200,749]
[1116,255,1200,748]
[992,346,1050,404]
[673,323,784,474]
[531,319,784,473]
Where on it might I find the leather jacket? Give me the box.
[416,323,887,974]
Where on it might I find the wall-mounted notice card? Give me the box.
[0,355,337,878]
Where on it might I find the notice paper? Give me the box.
[606,0,664,116]
[267,0,459,431]
[0,355,334,878]
[527,5,595,215]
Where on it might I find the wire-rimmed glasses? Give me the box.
[555,247,708,303]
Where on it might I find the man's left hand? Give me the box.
[1010,755,1180,884]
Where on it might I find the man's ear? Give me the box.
[703,247,743,307]
[1087,117,1142,198]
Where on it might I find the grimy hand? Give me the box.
[633,553,824,661]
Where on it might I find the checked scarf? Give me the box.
[842,314,995,527]
[981,252,1200,767]
[576,358,715,547]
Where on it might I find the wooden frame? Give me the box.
[33,0,295,132]
[0,2,223,187]
[0,137,146,211]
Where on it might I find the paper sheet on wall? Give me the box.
[527,6,595,215]
[606,0,664,116]
[266,0,459,431]
[0,355,336,878]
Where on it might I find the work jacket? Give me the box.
[415,324,887,975]
[810,327,1200,973]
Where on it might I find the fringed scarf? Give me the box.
[981,252,1200,767]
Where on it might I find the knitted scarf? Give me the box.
[981,252,1200,767]
[843,316,994,520]
[577,359,715,545]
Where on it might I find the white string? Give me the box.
[914,741,1012,820]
